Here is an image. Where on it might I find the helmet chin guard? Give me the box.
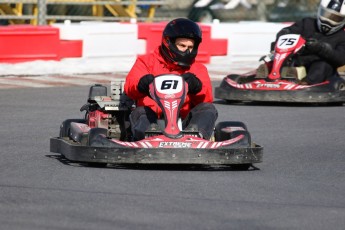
[160,41,198,68]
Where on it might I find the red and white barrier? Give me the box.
[0,21,289,75]
[0,25,82,63]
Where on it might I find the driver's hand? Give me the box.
[137,74,154,96]
[305,38,324,54]
[182,72,202,95]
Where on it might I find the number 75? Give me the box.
[279,38,297,46]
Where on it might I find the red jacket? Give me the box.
[124,47,213,119]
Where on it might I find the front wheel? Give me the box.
[214,121,251,146]
[87,128,108,146]
[59,119,86,138]
[333,78,345,91]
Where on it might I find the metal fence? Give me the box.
[0,0,320,25]
[0,0,168,25]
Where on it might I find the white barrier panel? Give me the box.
[53,21,146,58]
[51,21,147,73]
[210,21,289,62]
[205,21,289,75]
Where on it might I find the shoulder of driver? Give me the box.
[188,63,209,76]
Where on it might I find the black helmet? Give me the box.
[317,0,345,35]
[160,18,202,68]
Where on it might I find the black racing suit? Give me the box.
[272,17,345,84]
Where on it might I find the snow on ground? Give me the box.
[0,56,259,80]
[0,56,260,89]
[0,57,134,76]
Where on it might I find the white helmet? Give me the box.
[317,0,345,35]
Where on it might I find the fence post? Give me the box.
[257,1,267,21]
[38,0,47,25]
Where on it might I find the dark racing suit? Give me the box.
[124,47,218,141]
[273,17,345,84]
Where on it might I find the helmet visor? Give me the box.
[319,7,345,23]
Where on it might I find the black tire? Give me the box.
[88,128,108,146]
[86,128,111,167]
[59,119,86,138]
[333,77,345,91]
[214,121,251,146]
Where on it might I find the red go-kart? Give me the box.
[215,34,345,104]
[50,74,263,169]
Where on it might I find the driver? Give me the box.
[271,0,345,84]
[124,18,217,141]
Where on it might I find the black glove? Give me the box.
[305,38,330,54]
[182,72,202,95]
[137,74,154,96]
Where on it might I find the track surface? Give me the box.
[0,76,344,230]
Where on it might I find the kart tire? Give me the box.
[59,119,86,138]
[87,128,112,167]
[214,121,251,146]
[333,78,345,91]
[87,128,108,146]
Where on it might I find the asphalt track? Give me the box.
[0,75,344,230]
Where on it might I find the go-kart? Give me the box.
[50,74,263,169]
[215,34,345,104]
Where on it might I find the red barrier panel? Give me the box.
[0,25,82,63]
[138,22,228,64]
[59,40,83,58]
